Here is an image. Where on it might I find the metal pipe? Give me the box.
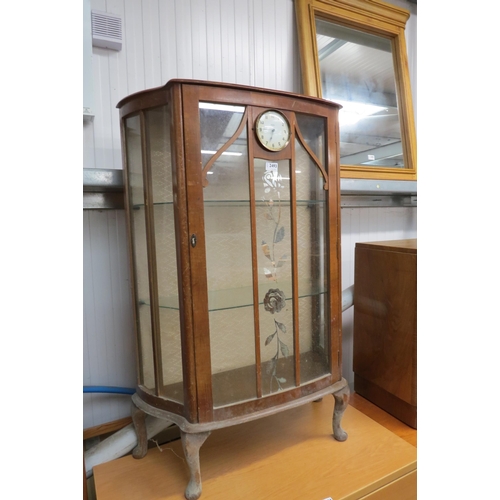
[84,416,172,478]
[342,284,354,312]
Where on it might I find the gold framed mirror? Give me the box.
[295,0,416,180]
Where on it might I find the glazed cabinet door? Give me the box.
[180,84,340,422]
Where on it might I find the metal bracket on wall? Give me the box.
[341,194,416,208]
[82,170,417,210]
[83,168,124,210]
[340,179,416,208]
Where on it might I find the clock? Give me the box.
[255,110,290,151]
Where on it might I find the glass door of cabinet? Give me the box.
[198,100,333,410]
[199,102,258,408]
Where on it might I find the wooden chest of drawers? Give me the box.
[353,239,417,428]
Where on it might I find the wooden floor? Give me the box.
[349,393,417,447]
[92,393,417,500]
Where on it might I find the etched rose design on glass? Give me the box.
[260,164,291,392]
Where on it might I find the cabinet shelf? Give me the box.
[140,282,326,312]
[133,199,326,209]
[155,352,330,411]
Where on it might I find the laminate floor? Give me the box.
[92,394,417,499]
[349,392,417,447]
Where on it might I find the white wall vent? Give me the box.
[91,10,122,51]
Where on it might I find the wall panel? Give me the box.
[205,0,222,82]
[84,0,300,171]
[142,0,163,89]
[233,0,251,84]
[83,210,136,429]
[218,0,231,81]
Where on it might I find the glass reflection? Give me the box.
[315,19,404,168]
[199,106,257,408]
[125,114,155,390]
[295,139,329,384]
[199,102,246,169]
[146,106,184,403]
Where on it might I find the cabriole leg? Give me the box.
[181,430,211,500]
[131,401,148,459]
[332,384,350,442]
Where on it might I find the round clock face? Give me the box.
[255,110,290,152]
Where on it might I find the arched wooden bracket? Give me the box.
[294,124,329,190]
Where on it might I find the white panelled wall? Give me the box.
[83,0,300,171]
[83,0,417,429]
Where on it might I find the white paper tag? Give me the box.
[265,161,278,172]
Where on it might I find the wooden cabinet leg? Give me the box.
[131,401,148,459]
[332,384,350,442]
[181,430,211,500]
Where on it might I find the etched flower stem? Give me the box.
[270,319,285,392]
[262,171,288,393]
[269,191,282,282]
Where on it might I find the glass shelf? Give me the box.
[133,199,326,209]
[204,200,325,207]
[139,281,326,312]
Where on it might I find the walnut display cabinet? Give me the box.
[117,79,349,500]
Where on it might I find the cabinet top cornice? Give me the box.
[116,79,343,112]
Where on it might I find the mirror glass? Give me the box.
[316,19,404,168]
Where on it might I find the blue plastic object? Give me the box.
[83,386,135,395]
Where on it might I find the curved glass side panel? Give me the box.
[255,159,295,396]
[146,105,183,403]
[125,114,154,390]
[295,139,330,385]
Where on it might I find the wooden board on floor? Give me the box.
[349,393,417,447]
[93,398,417,500]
